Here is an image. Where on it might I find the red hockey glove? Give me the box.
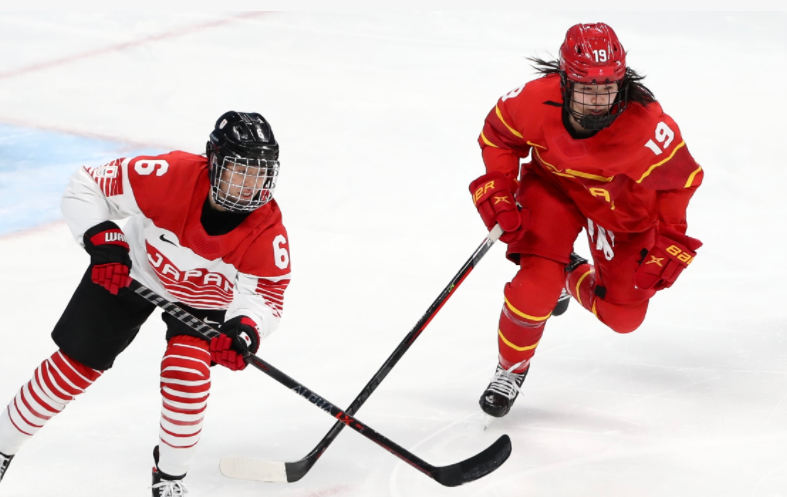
[210,316,261,371]
[469,171,530,243]
[83,221,132,295]
[635,228,702,291]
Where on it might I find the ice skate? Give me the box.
[552,252,589,317]
[479,363,528,418]
[551,289,571,316]
[0,451,13,483]
[151,446,188,497]
[565,252,588,274]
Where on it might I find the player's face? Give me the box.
[570,82,620,119]
[216,161,272,206]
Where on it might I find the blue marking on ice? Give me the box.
[0,123,163,236]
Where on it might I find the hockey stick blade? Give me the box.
[220,449,321,483]
[219,456,287,483]
[220,434,512,487]
[221,225,506,483]
[432,434,511,487]
[130,281,512,486]
[243,354,511,487]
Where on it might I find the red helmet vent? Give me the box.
[559,22,626,84]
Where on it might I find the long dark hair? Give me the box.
[527,56,656,106]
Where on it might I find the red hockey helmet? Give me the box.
[559,23,629,130]
[559,23,626,84]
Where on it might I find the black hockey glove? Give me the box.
[209,316,261,371]
[83,221,132,295]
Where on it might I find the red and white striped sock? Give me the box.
[157,335,211,477]
[0,351,102,455]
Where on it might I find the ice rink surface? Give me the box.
[1,11,786,496]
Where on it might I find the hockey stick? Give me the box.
[221,224,505,483]
[129,278,511,487]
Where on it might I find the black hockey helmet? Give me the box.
[205,111,280,212]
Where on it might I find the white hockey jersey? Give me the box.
[60,151,291,341]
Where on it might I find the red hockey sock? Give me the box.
[0,351,103,455]
[497,256,564,372]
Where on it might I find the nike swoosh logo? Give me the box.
[160,234,177,246]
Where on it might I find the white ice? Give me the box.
[0,11,786,497]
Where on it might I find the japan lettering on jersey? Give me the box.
[478,74,703,235]
[61,151,290,339]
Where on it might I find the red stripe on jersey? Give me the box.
[85,159,124,197]
[256,278,289,317]
[165,287,232,309]
[147,243,234,309]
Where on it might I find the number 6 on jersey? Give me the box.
[273,235,289,270]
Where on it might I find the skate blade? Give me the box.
[483,414,494,431]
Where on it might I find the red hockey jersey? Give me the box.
[478,74,703,235]
[61,151,290,341]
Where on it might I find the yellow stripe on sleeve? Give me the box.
[498,330,540,352]
[480,131,499,148]
[495,105,523,138]
[637,141,687,184]
[684,165,702,188]
[532,148,569,174]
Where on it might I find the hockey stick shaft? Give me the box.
[129,279,510,486]
[287,225,504,478]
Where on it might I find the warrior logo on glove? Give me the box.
[83,221,133,295]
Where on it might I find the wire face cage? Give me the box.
[564,79,627,131]
[210,155,279,212]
